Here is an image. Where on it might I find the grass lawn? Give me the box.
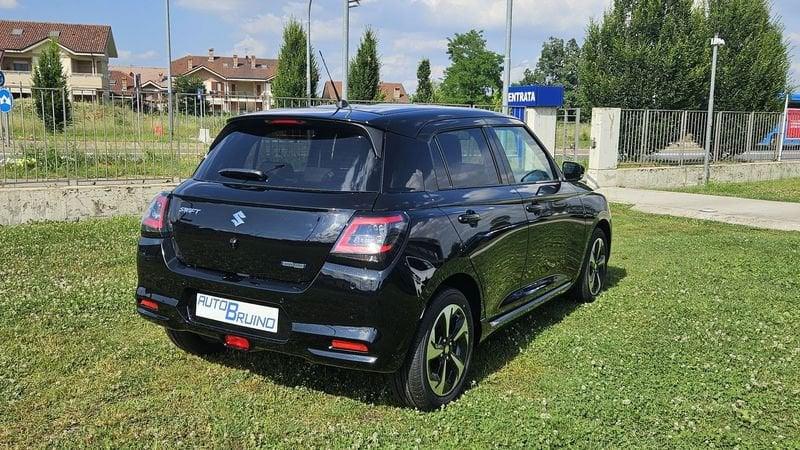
[1,207,798,447]
[674,177,800,203]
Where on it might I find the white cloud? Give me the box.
[230,36,268,57]
[391,33,447,54]
[241,14,283,35]
[0,0,17,8]
[409,0,609,31]
[175,0,247,12]
[117,49,159,64]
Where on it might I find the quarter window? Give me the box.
[490,127,555,183]
[435,128,499,188]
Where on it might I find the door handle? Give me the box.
[458,210,482,225]
[526,202,544,214]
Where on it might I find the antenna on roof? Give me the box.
[318,50,350,112]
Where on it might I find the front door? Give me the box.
[487,126,587,305]
[433,128,529,319]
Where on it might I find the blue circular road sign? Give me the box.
[0,70,5,87]
[0,87,13,113]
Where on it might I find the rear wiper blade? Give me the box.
[218,168,267,182]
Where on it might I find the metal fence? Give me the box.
[554,108,587,163]
[619,108,796,166]
[0,86,501,186]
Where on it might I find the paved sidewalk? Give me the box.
[600,187,800,231]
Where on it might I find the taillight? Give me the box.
[330,213,408,267]
[141,192,171,236]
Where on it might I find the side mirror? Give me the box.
[562,161,585,182]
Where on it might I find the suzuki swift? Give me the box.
[136,104,612,410]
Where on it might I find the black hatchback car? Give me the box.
[136,104,611,409]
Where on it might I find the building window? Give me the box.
[256,84,262,96]
[72,60,93,74]
[10,60,32,72]
[230,83,237,93]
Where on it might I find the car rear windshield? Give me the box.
[195,119,381,192]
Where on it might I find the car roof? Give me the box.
[236,103,520,137]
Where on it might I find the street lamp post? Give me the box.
[165,0,174,140]
[306,0,313,106]
[703,33,724,185]
[501,0,513,115]
[341,0,359,101]
[777,90,791,161]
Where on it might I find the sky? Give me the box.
[1,0,798,94]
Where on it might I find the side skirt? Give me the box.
[479,282,572,341]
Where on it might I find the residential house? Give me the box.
[0,20,117,98]
[321,81,410,103]
[109,66,167,96]
[171,49,277,113]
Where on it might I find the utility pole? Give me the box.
[341,0,359,101]
[703,34,724,185]
[306,0,313,105]
[502,0,513,115]
[165,0,174,140]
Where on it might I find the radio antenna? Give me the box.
[319,50,350,112]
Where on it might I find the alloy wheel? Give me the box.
[587,237,607,296]
[426,304,470,397]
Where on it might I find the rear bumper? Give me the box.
[136,237,425,373]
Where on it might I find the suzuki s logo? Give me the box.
[231,211,246,227]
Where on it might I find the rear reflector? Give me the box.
[224,335,251,351]
[138,298,159,311]
[330,339,368,353]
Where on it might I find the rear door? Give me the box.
[487,125,587,295]
[168,117,382,284]
[433,127,529,318]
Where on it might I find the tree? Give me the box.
[32,38,71,131]
[703,0,789,111]
[440,30,503,105]
[578,0,708,110]
[415,58,433,103]
[173,75,209,115]
[520,37,581,108]
[272,19,320,98]
[348,28,381,101]
[579,0,789,112]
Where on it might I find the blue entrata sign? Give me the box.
[507,85,564,108]
[0,87,13,113]
[0,70,5,87]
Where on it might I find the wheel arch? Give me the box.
[427,272,483,344]
[595,217,612,257]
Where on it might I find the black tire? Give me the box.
[391,288,475,410]
[571,227,609,303]
[165,329,224,356]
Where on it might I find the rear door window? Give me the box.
[195,119,381,192]
[435,128,500,188]
[384,133,435,192]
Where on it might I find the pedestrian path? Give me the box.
[600,187,800,231]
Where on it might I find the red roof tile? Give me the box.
[322,81,410,103]
[0,20,115,56]
[171,54,277,81]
